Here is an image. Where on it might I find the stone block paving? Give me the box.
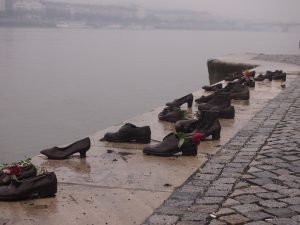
[142,77,300,225]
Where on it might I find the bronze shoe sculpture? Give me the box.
[143,133,198,157]
[103,123,151,143]
[40,137,91,159]
[0,172,57,201]
[158,106,184,123]
[166,94,193,108]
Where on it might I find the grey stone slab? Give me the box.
[259,200,287,208]
[222,198,240,207]
[215,208,236,216]
[196,197,224,205]
[278,188,300,197]
[289,205,300,213]
[218,214,250,224]
[182,212,209,221]
[279,197,300,205]
[244,222,270,225]
[264,208,297,217]
[243,211,273,221]
[268,218,299,225]
[148,214,179,225]
[188,204,219,214]
[208,219,226,225]
[234,194,263,204]
[231,203,262,213]
[256,192,286,199]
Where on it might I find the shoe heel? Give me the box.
[80,149,88,158]
[187,99,193,108]
[181,146,197,156]
[211,130,221,140]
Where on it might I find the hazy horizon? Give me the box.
[51,0,300,23]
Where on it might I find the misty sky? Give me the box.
[54,0,300,23]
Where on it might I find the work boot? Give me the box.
[166,94,193,108]
[158,106,184,123]
[198,93,231,111]
[175,110,221,140]
[194,110,221,140]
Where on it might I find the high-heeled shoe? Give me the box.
[0,172,57,201]
[143,133,197,157]
[40,137,91,160]
[166,94,193,107]
[0,164,37,186]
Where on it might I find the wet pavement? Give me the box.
[0,54,300,225]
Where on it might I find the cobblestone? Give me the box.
[143,76,300,225]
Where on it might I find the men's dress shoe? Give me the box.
[222,83,250,100]
[0,172,57,201]
[158,106,184,123]
[0,164,37,186]
[272,71,286,81]
[166,94,193,107]
[202,83,222,91]
[143,133,197,157]
[40,137,91,160]
[103,123,151,143]
[195,93,215,104]
[198,93,231,111]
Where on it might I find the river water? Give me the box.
[0,28,299,162]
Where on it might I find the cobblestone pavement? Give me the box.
[142,76,300,225]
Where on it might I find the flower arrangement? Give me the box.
[177,132,205,148]
[0,158,32,183]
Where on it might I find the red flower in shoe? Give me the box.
[190,132,205,145]
[3,165,22,177]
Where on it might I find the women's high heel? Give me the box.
[166,94,194,108]
[40,137,91,160]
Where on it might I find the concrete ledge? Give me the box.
[1,54,300,225]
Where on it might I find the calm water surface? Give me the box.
[1,28,299,162]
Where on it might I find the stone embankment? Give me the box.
[0,54,299,225]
